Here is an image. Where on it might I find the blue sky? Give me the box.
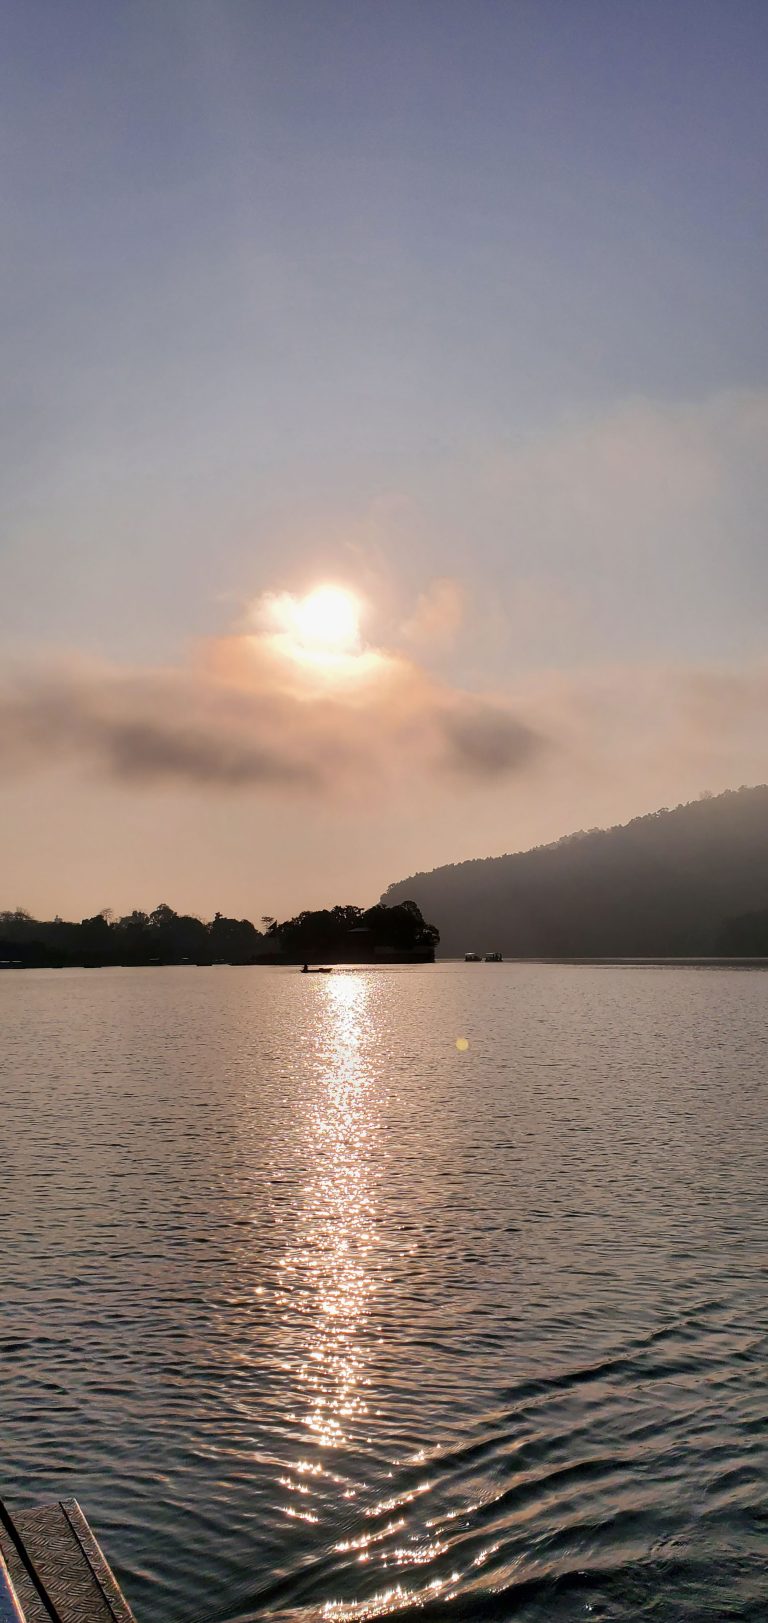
[2,1,767,915]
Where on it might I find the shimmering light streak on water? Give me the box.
[3,963,768,1623]
[277,974,376,1476]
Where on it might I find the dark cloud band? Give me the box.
[0,654,547,793]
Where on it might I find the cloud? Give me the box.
[437,700,540,778]
[475,388,768,668]
[6,529,767,820]
[400,578,466,648]
[0,628,548,796]
[496,391,768,557]
[506,655,768,801]
[4,626,768,811]
[0,663,326,788]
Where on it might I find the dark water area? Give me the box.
[3,963,767,1621]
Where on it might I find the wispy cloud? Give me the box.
[509,656,768,797]
[5,637,767,815]
[400,578,466,649]
[4,543,768,814]
[475,388,768,670]
[0,622,546,796]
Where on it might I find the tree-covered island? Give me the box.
[0,899,439,968]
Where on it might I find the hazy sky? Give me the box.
[2,0,768,920]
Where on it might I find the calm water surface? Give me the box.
[3,964,768,1621]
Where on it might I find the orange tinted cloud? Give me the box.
[0,618,545,795]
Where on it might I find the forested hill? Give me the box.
[383,787,768,957]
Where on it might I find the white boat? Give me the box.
[484,952,503,962]
[464,952,481,962]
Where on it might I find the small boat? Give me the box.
[484,952,503,962]
[464,952,481,962]
[301,964,333,973]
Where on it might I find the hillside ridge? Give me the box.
[383,786,768,957]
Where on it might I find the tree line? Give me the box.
[262,900,438,962]
[0,903,264,966]
[0,899,439,967]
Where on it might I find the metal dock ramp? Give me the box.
[0,1501,135,1623]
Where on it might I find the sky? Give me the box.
[2,0,768,921]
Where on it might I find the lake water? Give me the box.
[3,963,767,1622]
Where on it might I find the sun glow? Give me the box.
[291,587,361,655]
[258,585,373,676]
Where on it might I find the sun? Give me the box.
[291,586,361,655]
[254,583,372,678]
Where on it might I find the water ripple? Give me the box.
[3,963,768,1622]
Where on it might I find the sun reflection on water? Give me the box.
[275,973,380,1509]
[269,973,464,1618]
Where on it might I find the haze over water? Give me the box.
[3,963,767,1621]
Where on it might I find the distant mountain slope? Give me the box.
[382,786,768,957]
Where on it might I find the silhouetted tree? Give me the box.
[0,903,266,966]
[268,900,438,962]
[209,912,261,961]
